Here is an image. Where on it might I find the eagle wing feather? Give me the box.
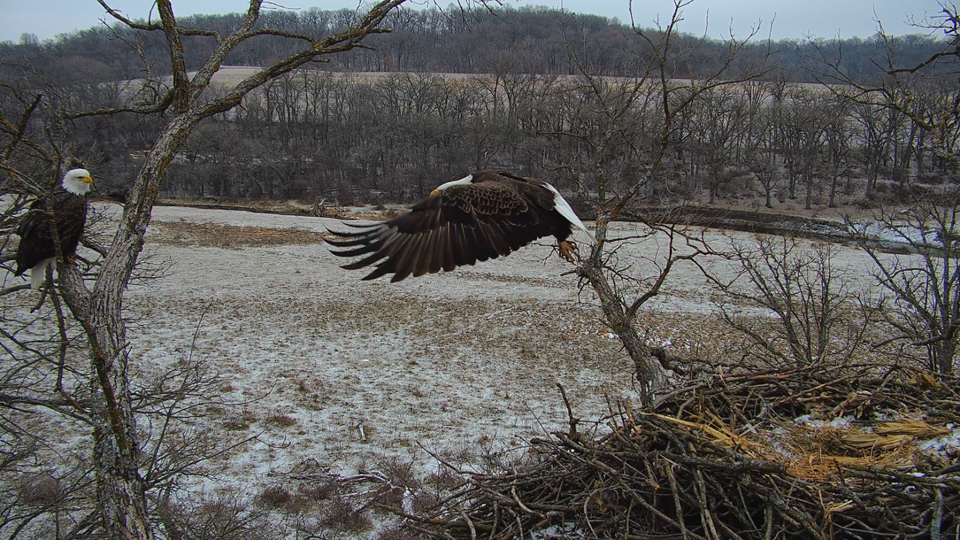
[327,171,576,282]
[15,190,89,277]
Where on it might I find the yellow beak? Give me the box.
[82,176,94,184]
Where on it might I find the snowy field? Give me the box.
[128,203,638,493]
[4,201,891,501]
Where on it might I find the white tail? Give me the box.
[30,258,54,289]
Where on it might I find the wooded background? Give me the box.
[3,5,956,209]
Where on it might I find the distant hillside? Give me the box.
[2,4,955,216]
[0,5,949,85]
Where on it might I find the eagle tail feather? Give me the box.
[325,233,376,246]
[30,258,54,289]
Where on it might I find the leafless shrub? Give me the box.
[0,454,95,539]
[424,468,462,492]
[16,474,60,506]
[297,478,339,502]
[157,492,279,540]
[257,485,292,509]
[847,199,960,374]
[716,236,870,369]
[319,498,374,534]
[374,455,420,491]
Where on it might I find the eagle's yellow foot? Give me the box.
[558,240,577,262]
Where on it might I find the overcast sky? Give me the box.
[0,0,947,43]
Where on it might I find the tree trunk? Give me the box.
[937,338,956,375]
[788,162,797,199]
[60,263,153,540]
[578,223,670,406]
[829,171,838,208]
[58,112,199,540]
[581,266,670,404]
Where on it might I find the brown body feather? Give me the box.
[328,170,581,282]
[15,187,89,276]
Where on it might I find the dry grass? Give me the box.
[266,415,298,428]
[151,221,330,248]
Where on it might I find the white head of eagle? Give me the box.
[328,170,593,282]
[63,168,94,196]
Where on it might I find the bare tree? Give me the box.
[716,237,869,369]
[851,100,894,200]
[746,146,780,208]
[690,85,748,204]
[737,80,778,208]
[812,3,960,374]
[772,87,804,200]
[793,89,829,210]
[821,94,853,207]
[1,1,406,537]
[549,0,772,403]
[848,200,960,375]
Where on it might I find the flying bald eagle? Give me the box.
[15,168,94,289]
[327,170,592,282]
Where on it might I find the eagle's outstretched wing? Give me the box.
[328,178,557,282]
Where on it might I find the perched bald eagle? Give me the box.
[328,170,592,282]
[15,168,94,289]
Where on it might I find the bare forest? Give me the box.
[2,5,957,207]
[1,1,960,539]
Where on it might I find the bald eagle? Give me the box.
[327,170,592,282]
[15,168,94,289]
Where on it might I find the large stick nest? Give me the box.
[400,366,960,539]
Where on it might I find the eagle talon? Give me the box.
[558,240,577,262]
